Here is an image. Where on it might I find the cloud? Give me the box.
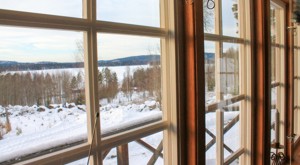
[0,26,82,62]
[97,33,160,60]
[0,0,82,18]
[0,0,163,62]
[97,0,160,27]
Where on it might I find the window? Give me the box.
[269,1,286,149]
[0,27,87,163]
[0,0,177,164]
[203,0,251,164]
[294,26,300,141]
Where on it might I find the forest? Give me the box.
[0,65,161,107]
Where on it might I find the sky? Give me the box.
[0,0,237,63]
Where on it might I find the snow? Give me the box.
[0,65,262,165]
[0,101,163,164]
[0,102,241,164]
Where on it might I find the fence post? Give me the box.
[216,109,224,165]
[117,144,129,165]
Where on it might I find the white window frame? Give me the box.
[270,0,286,147]
[0,0,178,164]
[294,26,300,141]
[204,0,252,164]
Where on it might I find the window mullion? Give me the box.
[84,28,102,165]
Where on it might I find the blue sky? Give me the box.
[0,0,238,62]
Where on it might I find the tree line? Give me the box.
[0,65,161,107]
[0,71,84,106]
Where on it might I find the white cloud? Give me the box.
[97,0,160,27]
[0,0,82,18]
[97,33,160,60]
[0,0,162,62]
[0,26,82,62]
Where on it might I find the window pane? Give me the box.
[97,33,162,136]
[221,43,240,99]
[203,0,215,33]
[102,132,164,164]
[206,102,241,163]
[205,41,243,163]
[271,87,278,143]
[0,0,82,18]
[205,41,217,104]
[65,157,88,165]
[0,26,87,163]
[97,0,161,27]
[222,0,239,37]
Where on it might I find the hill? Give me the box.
[0,53,214,72]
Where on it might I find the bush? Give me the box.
[16,127,22,136]
[0,121,4,140]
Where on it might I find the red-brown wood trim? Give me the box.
[285,0,294,161]
[175,1,187,164]
[179,0,206,165]
[252,0,272,164]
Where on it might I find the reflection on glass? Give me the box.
[65,157,88,165]
[97,33,162,136]
[205,40,241,163]
[222,0,239,37]
[205,102,241,163]
[204,41,217,104]
[0,0,82,18]
[203,0,215,33]
[271,87,278,143]
[97,0,160,27]
[102,132,163,164]
[221,43,240,99]
[0,26,86,163]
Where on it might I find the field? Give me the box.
[0,65,243,165]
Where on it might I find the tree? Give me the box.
[223,47,239,95]
[121,66,133,100]
[203,0,214,31]
[98,68,118,102]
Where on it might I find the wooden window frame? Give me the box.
[0,0,179,164]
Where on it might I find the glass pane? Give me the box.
[0,0,82,18]
[102,132,164,164]
[205,41,217,104]
[0,26,87,164]
[222,0,239,37]
[65,157,88,165]
[206,102,241,163]
[270,1,285,154]
[97,33,162,136]
[205,40,243,163]
[97,0,161,27]
[271,6,277,44]
[203,0,215,33]
[270,86,279,144]
[221,43,240,99]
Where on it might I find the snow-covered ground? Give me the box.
[0,100,162,164]
[0,102,242,165]
[0,65,279,165]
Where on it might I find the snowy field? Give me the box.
[0,103,240,165]
[0,65,249,165]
